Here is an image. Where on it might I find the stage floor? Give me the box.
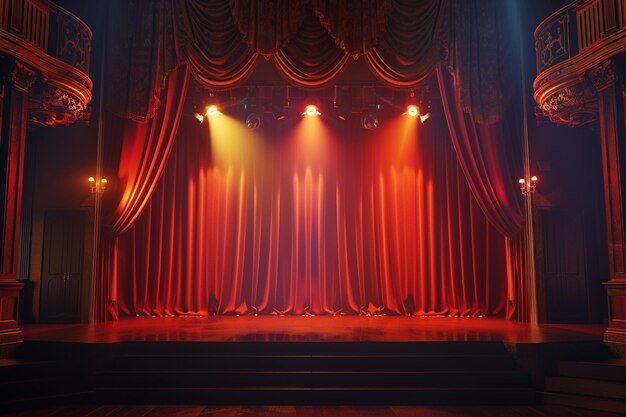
[21,316,606,344]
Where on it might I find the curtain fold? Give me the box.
[173,0,259,88]
[437,65,526,320]
[229,0,307,54]
[364,0,447,86]
[100,65,189,320]
[172,0,448,89]
[446,0,517,124]
[106,0,179,121]
[272,9,351,88]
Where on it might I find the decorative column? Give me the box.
[589,60,626,346]
[0,60,36,357]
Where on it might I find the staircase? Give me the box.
[94,341,537,405]
[543,359,626,414]
[0,358,90,409]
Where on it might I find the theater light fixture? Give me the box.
[206,105,221,117]
[245,112,262,129]
[407,105,419,117]
[361,111,379,130]
[88,176,108,194]
[302,104,321,116]
[518,176,538,194]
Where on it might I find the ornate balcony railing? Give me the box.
[534,0,626,126]
[0,0,92,125]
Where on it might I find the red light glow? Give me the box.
[303,105,320,117]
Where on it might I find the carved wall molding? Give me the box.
[0,0,93,124]
[9,61,37,92]
[27,82,88,126]
[588,60,618,92]
[539,81,598,126]
[535,60,626,127]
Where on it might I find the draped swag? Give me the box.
[102,0,531,320]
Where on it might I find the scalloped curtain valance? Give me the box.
[108,0,516,125]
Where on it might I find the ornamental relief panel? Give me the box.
[540,82,598,127]
[27,82,88,126]
[56,12,91,74]
[536,11,571,73]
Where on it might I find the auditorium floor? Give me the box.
[21,316,606,343]
[3,404,625,417]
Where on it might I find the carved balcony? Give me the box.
[534,0,626,126]
[0,0,92,126]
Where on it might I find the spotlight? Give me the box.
[407,105,419,117]
[361,111,379,130]
[245,113,262,129]
[206,105,221,117]
[302,104,320,116]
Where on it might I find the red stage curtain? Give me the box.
[446,0,518,124]
[172,0,447,89]
[106,0,179,121]
[315,0,392,55]
[229,0,307,54]
[173,0,259,88]
[114,109,509,317]
[272,9,351,87]
[364,0,446,86]
[437,66,526,320]
[99,65,189,320]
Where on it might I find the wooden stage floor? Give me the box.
[21,316,606,344]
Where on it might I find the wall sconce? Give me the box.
[88,176,108,194]
[518,176,538,195]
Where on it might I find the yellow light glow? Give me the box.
[407,105,418,117]
[101,178,108,184]
[518,178,525,184]
[88,177,95,183]
[194,113,205,123]
[531,176,538,182]
[419,113,430,123]
[302,105,320,117]
[206,105,220,117]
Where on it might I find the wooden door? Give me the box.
[539,210,589,323]
[40,210,85,323]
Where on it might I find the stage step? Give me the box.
[94,341,537,405]
[542,359,626,414]
[99,370,529,388]
[0,359,91,409]
[97,387,538,405]
[111,354,516,372]
[558,358,626,383]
